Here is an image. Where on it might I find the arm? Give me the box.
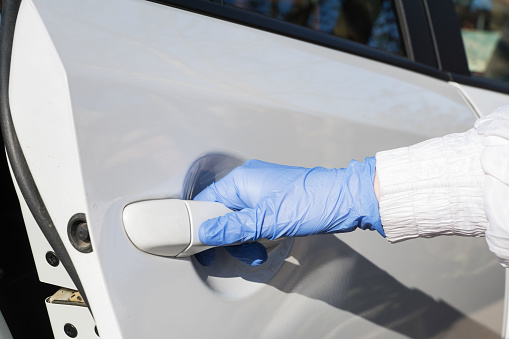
[196,106,509,266]
[375,126,487,242]
[374,106,509,266]
[374,169,380,203]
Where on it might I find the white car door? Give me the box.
[3,0,506,337]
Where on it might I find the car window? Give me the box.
[454,0,509,82]
[223,0,405,56]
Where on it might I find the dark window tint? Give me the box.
[454,0,509,82]
[224,0,405,56]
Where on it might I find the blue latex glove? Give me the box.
[194,158,384,266]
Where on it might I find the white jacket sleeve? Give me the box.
[376,105,509,267]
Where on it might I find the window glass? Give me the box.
[454,0,509,82]
[224,0,405,56]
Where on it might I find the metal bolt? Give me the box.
[45,251,60,267]
[64,323,78,338]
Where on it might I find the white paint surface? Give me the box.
[45,301,97,339]
[457,84,509,117]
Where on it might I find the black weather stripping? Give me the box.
[0,0,91,311]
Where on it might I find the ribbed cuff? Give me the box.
[375,128,488,243]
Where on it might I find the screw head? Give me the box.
[64,323,77,338]
[45,251,60,267]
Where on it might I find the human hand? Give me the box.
[194,158,383,265]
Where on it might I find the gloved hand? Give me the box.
[194,158,384,266]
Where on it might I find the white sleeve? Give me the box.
[376,105,509,267]
[476,106,509,267]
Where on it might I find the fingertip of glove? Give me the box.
[249,242,268,265]
[198,218,221,246]
[224,242,268,266]
[198,219,209,244]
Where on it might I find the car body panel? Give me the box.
[457,83,509,117]
[6,0,507,337]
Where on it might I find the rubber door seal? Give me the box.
[0,0,91,313]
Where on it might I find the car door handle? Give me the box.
[122,200,232,257]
